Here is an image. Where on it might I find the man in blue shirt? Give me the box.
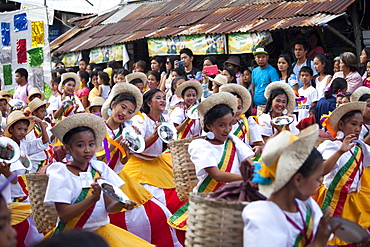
[251,47,280,113]
[292,39,317,88]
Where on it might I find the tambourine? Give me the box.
[157,123,177,144]
[0,137,20,164]
[123,129,145,153]
[97,179,130,204]
[329,217,369,244]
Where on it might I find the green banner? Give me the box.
[228,31,273,54]
[3,64,12,85]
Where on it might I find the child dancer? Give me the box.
[219,84,264,153]
[171,80,203,139]
[314,102,370,246]
[244,124,335,246]
[258,82,299,143]
[350,86,370,140]
[101,83,182,246]
[169,92,255,230]
[44,113,153,246]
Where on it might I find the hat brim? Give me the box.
[219,84,251,113]
[208,76,227,86]
[259,124,319,196]
[30,102,50,113]
[59,73,80,92]
[350,86,370,102]
[125,72,147,84]
[4,117,35,138]
[253,51,268,55]
[328,102,366,133]
[174,81,203,100]
[264,82,296,113]
[86,104,102,113]
[101,83,143,120]
[26,93,45,104]
[51,113,106,146]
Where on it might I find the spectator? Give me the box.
[79,59,88,71]
[360,47,370,79]
[307,31,324,60]
[332,52,362,94]
[251,47,280,115]
[179,48,202,81]
[223,56,242,84]
[14,68,32,104]
[292,39,317,88]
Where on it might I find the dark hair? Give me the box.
[63,126,95,145]
[340,110,362,123]
[58,68,67,75]
[314,54,332,75]
[299,66,313,76]
[129,78,145,85]
[88,63,96,70]
[166,55,179,79]
[223,68,237,83]
[293,39,309,51]
[308,31,323,48]
[53,76,61,85]
[309,105,316,114]
[79,70,89,83]
[203,56,218,67]
[203,104,234,132]
[141,89,163,114]
[15,68,28,81]
[359,94,370,102]
[277,54,293,83]
[9,119,30,134]
[342,93,351,102]
[264,88,288,114]
[107,60,121,70]
[110,92,137,110]
[181,86,197,98]
[34,230,109,247]
[116,69,129,76]
[135,60,147,73]
[173,67,186,77]
[363,48,370,62]
[171,76,187,95]
[79,59,88,64]
[324,77,347,99]
[62,76,77,86]
[98,71,110,86]
[296,148,323,178]
[148,70,161,82]
[179,48,193,58]
[90,70,99,79]
[150,56,165,72]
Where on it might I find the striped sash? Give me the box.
[321,144,363,216]
[233,116,249,143]
[291,204,314,247]
[168,138,236,230]
[54,167,100,233]
[33,125,42,138]
[177,118,195,140]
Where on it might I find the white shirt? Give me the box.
[44,160,124,231]
[315,74,332,100]
[47,94,84,116]
[360,124,370,141]
[258,113,299,137]
[188,134,254,192]
[298,86,318,122]
[232,116,263,145]
[318,140,370,193]
[243,198,322,247]
[170,106,202,138]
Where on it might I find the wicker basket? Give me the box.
[26,174,58,233]
[186,193,248,247]
[169,136,204,201]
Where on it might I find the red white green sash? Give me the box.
[168,138,236,230]
[321,144,363,216]
[33,124,42,138]
[54,167,100,233]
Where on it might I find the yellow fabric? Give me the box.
[118,171,153,210]
[122,153,175,189]
[313,167,370,246]
[88,87,99,103]
[240,115,250,142]
[44,223,154,246]
[8,202,32,226]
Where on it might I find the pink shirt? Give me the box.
[14,83,32,104]
[332,71,362,94]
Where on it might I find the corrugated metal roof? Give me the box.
[50,0,356,55]
[50,27,84,52]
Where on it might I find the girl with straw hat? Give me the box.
[258,81,299,143]
[48,72,85,123]
[43,113,153,247]
[168,92,255,231]
[219,84,264,154]
[171,80,203,139]
[351,86,370,140]
[100,84,182,247]
[313,101,370,246]
[208,74,228,93]
[244,124,336,246]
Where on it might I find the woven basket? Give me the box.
[169,136,204,201]
[186,193,248,247]
[26,174,58,233]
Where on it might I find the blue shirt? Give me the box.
[252,65,280,106]
[292,59,317,88]
[315,96,336,128]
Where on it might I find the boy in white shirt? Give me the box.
[298,66,318,122]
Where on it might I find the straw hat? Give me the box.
[26,87,45,103]
[259,124,319,196]
[350,86,370,102]
[264,81,296,113]
[328,101,366,133]
[197,92,237,127]
[0,90,12,100]
[101,83,143,120]
[219,84,251,113]
[86,97,105,113]
[4,110,35,138]
[125,72,147,84]
[28,98,50,113]
[208,74,228,86]
[174,80,203,100]
[59,72,80,92]
[51,113,106,146]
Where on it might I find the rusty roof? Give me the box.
[51,0,356,55]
